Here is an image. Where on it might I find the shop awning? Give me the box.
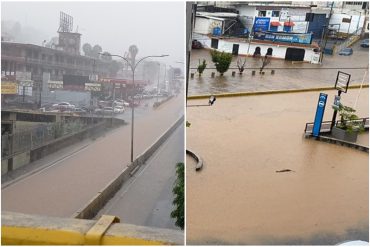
[284,21,295,27]
[270,22,281,26]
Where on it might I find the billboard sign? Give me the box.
[253,17,270,32]
[1,82,18,94]
[312,93,328,137]
[63,75,89,91]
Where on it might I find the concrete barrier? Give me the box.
[73,115,184,220]
[2,211,183,245]
[305,134,369,153]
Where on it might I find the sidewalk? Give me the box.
[186,88,369,245]
[189,42,369,95]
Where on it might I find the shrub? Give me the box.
[197,59,207,76]
[171,162,184,229]
[210,50,233,76]
[335,103,365,133]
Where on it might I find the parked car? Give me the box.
[102,107,114,114]
[114,106,125,114]
[192,39,203,49]
[74,108,87,114]
[339,47,353,56]
[115,99,130,107]
[94,108,103,114]
[360,39,369,48]
[52,102,75,111]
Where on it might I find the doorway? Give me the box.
[285,48,305,61]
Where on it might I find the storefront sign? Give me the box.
[253,17,270,32]
[254,31,313,44]
[1,82,18,94]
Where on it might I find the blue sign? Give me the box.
[253,31,313,45]
[253,17,270,32]
[312,93,328,137]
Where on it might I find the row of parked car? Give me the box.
[339,39,369,56]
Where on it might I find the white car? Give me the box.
[115,100,129,107]
[52,102,75,111]
[114,106,125,113]
[102,107,114,114]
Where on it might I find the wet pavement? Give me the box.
[186,89,369,245]
[2,94,184,218]
[188,41,369,95]
[96,124,184,230]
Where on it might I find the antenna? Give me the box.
[58,11,73,32]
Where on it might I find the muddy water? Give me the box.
[2,95,184,217]
[186,89,369,245]
[189,43,369,95]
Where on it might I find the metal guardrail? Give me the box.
[1,121,104,159]
[304,117,369,134]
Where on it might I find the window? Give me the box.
[272,11,280,17]
[259,11,266,17]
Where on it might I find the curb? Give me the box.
[187,84,369,99]
[186,149,203,171]
[305,134,369,153]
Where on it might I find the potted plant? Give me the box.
[331,103,365,142]
[197,59,207,76]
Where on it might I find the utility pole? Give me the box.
[321,1,334,64]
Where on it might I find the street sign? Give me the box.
[312,93,328,137]
[335,71,351,93]
[333,95,341,109]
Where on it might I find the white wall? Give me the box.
[212,38,316,62]
[194,17,223,35]
[330,13,365,34]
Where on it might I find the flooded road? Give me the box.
[186,89,368,244]
[2,94,184,217]
[188,42,369,95]
[96,124,184,230]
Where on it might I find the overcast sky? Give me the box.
[1,1,184,67]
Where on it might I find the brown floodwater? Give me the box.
[186,89,369,245]
[188,42,369,96]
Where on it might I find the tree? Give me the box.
[101,51,112,62]
[171,162,184,229]
[82,43,92,56]
[108,60,121,77]
[237,57,247,74]
[260,55,270,73]
[210,50,233,76]
[197,59,207,76]
[91,44,102,58]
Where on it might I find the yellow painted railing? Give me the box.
[2,211,184,245]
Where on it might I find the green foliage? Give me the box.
[171,162,184,229]
[335,103,365,133]
[210,50,233,76]
[197,59,207,75]
[186,121,191,127]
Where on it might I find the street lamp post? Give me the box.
[100,51,168,162]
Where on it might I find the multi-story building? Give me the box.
[1,41,113,82]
